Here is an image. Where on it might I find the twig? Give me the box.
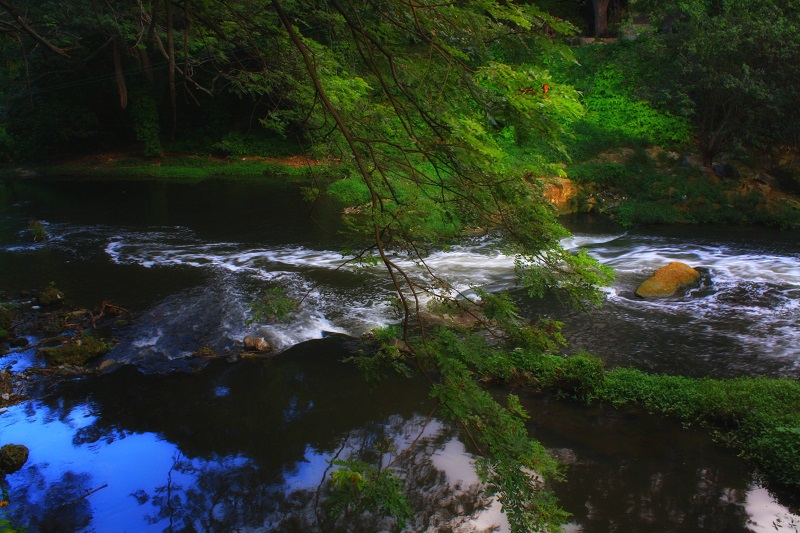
[59,483,108,507]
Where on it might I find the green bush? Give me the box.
[129,94,162,157]
[526,351,606,402]
[327,177,371,207]
[248,286,297,323]
[614,200,682,227]
[551,42,693,160]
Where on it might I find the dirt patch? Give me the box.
[264,154,326,167]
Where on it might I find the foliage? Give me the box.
[613,200,682,227]
[543,41,693,162]
[423,330,571,532]
[634,0,800,161]
[129,94,162,157]
[46,157,322,182]
[470,343,800,491]
[327,459,413,530]
[0,518,24,533]
[28,220,47,242]
[248,286,297,324]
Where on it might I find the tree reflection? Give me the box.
[2,466,94,531]
[132,415,500,532]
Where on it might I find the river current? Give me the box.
[1,178,799,531]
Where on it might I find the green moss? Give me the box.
[0,443,29,475]
[38,287,64,306]
[37,336,108,366]
[0,306,12,330]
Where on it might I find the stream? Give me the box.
[1,177,799,531]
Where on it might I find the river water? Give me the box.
[1,177,799,531]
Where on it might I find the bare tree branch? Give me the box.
[0,0,69,57]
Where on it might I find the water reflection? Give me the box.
[4,467,94,531]
[1,338,503,532]
[1,338,798,531]
[519,391,795,532]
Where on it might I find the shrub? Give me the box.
[129,94,162,157]
[614,200,682,227]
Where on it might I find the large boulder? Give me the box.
[635,262,701,298]
[543,177,580,214]
[0,443,29,475]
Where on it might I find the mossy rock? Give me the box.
[37,336,108,366]
[0,443,29,475]
[38,287,65,306]
[0,306,13,330]
[635,262,701,298]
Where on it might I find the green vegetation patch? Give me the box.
[600,369,800,490]
[45,156,330,183]
[420,326,800,491]
[505,348,800,490]
[0,306,12,331]
[549,41,693,161]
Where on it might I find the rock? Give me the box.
[543,177,580,214]
[243,335,270,352]
[0,306,13,330]
[417,310,484,330]
[38,287,65,307]
[0,443,29,475]
[636,262,701,298]
[97,359,117,371]
[37,336,109,366]
[9,337,29,348]
[712,161,741,180]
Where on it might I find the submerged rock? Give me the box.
[635,262,701,298]
[37,336,109,366]
[0,443,29,475]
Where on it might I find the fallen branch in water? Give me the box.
[59,483,109,508]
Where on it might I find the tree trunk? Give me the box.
[165,0,177,140]
[593,0,611,37]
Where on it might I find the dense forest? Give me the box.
[2,1,800,531]
[2,0,799,227]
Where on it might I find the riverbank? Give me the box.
[4,147,799,230]
[0,152,332,183]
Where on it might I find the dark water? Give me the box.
[1,177,799,531]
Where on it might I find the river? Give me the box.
[1,177,799,531]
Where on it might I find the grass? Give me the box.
[19,155,334,184]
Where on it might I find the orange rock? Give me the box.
[543,177,579,214]
[635,262,700,298]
